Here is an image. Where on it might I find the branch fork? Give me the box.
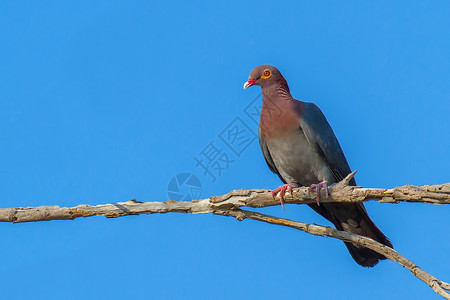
[1,172,449,298]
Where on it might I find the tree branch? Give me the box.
[213,208,450,299]
[1,172,448,224]
[1,172,449,298]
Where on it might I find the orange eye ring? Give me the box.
[261,69,272,79]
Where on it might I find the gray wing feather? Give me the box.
[300,102,356,186]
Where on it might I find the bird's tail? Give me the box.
[309,202,393,267]
[334,203,392,267]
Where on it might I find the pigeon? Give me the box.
[244,65,392,267]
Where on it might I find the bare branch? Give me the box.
[1,173,448,224]
[213,208,450,299]
[0,174,449,298]
[210,171,450,206]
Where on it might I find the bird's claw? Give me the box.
[271,184,295,210]
[308,181,329,206]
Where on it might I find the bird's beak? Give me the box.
[243,79,257,89]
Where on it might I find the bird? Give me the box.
[243,65,392,267]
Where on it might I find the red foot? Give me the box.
[271,184,296,209]
[308,181,329,206]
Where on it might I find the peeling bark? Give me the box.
[0,172,449,299]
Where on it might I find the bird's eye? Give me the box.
[261,69,272,79]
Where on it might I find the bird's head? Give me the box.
[243,65,283,89]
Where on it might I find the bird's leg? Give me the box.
[307,181,329,206]
[271,184,295,209]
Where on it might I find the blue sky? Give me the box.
[1,1,449,299]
